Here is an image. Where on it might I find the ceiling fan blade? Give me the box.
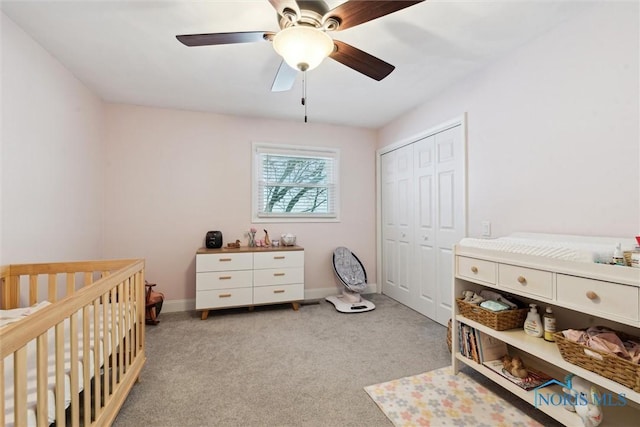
[325,1,425,31]
[268,0,301,19]
[329,40,395,81]
[271,60,298,92]
[176,31,275,47]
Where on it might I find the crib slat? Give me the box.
[67,272,75,297]
[29,274,38,306]
[102,292,110,401]
[4,275,20,309]
[83,305,92,425]
[110,287,117,396]
[70,311,80,427]
[48,273,57,303]
[92,298,101,420]
[136,270,144,358]
[36,333,49,427]
[14,346,28,427]
[84,271,93,288]
[124,277,131,368]
[118,281,125,381]
[55,322,66,427]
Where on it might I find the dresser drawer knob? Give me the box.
[219,258,232,262]
[273,289,285,294]
[219,293,232,298]
[586,291,598,300]
[471,266,478,274]
[517,276,527,284]
[274,256,285,260]
[274,273,285,277]
[219,276,232,280]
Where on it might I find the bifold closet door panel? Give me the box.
[433,126,466,325]
[413,135,437,319]
[381,144,414,308]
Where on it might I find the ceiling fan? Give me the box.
[176,0,425,92]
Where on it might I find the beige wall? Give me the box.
[1,13,105,265]
[379,2,639,239]
[103,104,377,304]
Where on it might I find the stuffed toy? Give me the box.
[461,290,484,304]
[501,355,528,378]
[562,374,603,427]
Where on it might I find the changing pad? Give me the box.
[458,233,636,264]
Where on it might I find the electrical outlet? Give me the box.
[481,221,491,237]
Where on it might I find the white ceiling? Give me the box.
[1,0,592,129]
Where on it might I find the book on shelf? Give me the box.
[457,323,508,364]
[483,359,553,391]
[458,323,480,363]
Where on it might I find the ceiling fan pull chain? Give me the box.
[302,70,308,123]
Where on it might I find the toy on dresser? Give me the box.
[562,374,603,427]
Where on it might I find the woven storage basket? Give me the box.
[554,330,640,393]
[447,319,452,352]
[456,298,528,331]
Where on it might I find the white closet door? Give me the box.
[433,126,466,325]
[380,122,466,326]
[381,144,413,307]
[413,136,437,319]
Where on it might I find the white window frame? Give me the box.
[252,142,340,223]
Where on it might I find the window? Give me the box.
[252,143,339,222]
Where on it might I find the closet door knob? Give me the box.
[517,276,526,284]
[586,291,598,300]
[471,266,478,274]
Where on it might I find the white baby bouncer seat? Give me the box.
[326,247,375,313]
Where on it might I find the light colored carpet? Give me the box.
[365,366,543,427]
[113,294,560,426]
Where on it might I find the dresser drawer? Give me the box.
[253,267,304,287]
[196,270,253,291]
[253,284,304,305]
[557,274,639,322]
[254,251,304,269]
[196,253,253,272]
[498,264,553,299]
[457,256,496,284]
[196,287,253,309]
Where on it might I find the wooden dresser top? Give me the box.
[197,245,303,254]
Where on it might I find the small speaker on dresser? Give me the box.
[205,231,223,249]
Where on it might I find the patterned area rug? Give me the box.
[364,366,543,427]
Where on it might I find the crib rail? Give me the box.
[1,259,146,427]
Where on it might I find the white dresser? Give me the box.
[196,246,304,320]
[452,245,640,426]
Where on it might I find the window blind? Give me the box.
[254,144,339,219]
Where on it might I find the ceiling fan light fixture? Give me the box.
[273,26,334,72]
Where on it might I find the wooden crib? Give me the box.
[1,259,146,427]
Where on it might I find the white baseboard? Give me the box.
[161,299,195,313]
[161,283,378,313]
